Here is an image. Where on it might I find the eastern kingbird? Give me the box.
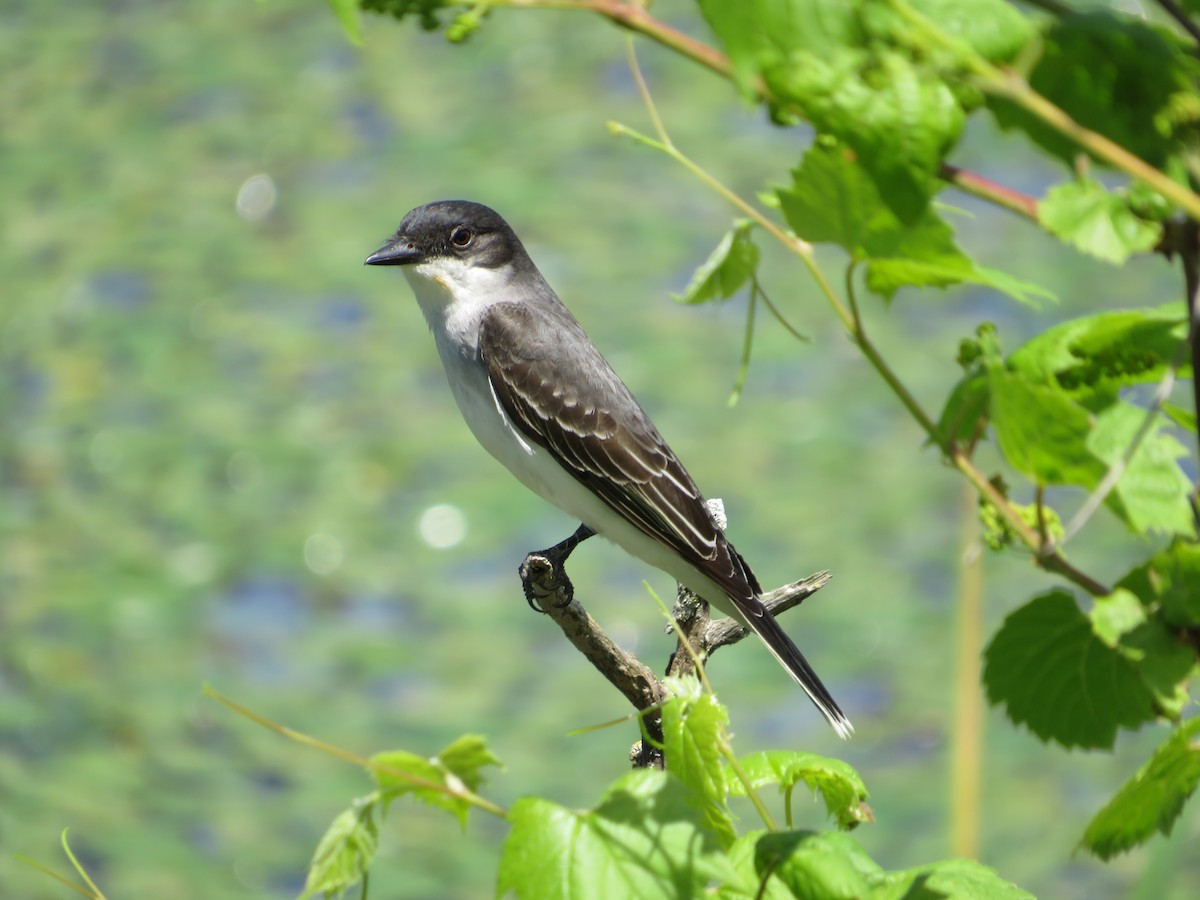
[366,200,852,738]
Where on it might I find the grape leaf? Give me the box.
[372,734,500,827]
[778,141,1050,303]
[1007,303,1187,407]
[696,0,864,99]
[731,750,871,831]
[300,797,379,900]
[989,12,1200,171]
[983,590,1157,748]
[1082,718,1200,860]
[498,770,734,900]
[661,678,736,847]
[1040,178,1163,264]
[1086,403,1194,537]
[985,366,1106,486]
[1120,541,1200,628]
[878,857,1036,899]
[767,49,964,221]
[676,220,760,305]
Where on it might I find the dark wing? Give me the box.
[481,300,854,738]
[478,300,760,609]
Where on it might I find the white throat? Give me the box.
[403,258,514,360]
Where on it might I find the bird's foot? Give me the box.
[519,553,575,612]
[519,523,594,612]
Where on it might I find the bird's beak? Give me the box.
[364,236,421,266]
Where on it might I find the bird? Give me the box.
[365,200,852,738]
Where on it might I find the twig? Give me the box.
[890,0,1200,221]
[518,504,834,766]
[497,0,1044,222]
[1180,220,1200,528]
[1057,363,1181,546]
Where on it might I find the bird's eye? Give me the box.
[450,226,474,249]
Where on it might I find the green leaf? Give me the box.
[497,769,734,900]
[1007,303,1187,406]
[936,370,988,445]
[985,366,1106,486]
[696,0,864,99]
[767,49,964,221]
[745,830,878,899]
[983,590,1157,748]
[1086,403,1194,537]
[371,734,500,827]
[778,141,1050,303]
[675,219,760,305]
[434,733,503,793]
[1162,401,1197,432]
[300,797,379,899]
[1088,588,1147,648]
[326,0,363,45]
[1087,588,1192,719]
[661,678,736,847]
[878,857,1036,899]
[898,0,1036,65]
[1082,718,1200,859]
[731,750,871,830]
[699,1,1035,219]
[1039,178,1163,264]
[360,0,447,32]
[1121,541,1200,628]
[988,12,1200,171]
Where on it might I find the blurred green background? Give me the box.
[1,0,1196,897]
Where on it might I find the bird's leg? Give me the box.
[520,523,595,611]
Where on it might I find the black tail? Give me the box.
[743,608,853,739]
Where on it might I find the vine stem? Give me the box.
[611,116,1112,596]
[888,0,1200,221]
[205,686,509,818]
[950,482,983,860]
[497,0,1042,220]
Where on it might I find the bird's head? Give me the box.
[365,200,527,274]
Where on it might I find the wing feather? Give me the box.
[478,301,744,588]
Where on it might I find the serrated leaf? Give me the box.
[696,0,864,99]
[878,857,1036,899]
[984,590,1157,748]
[676,220,760,305]
[371,735,500,827]
[661,679,736,848]
[1087,402,1194,537]
[300,798,378,899]
[986,366,1106,486]
[1124,541,1200,628]
[1162,402,1197,431]
[778,141,1050,303]
[1007,303,1187,405]
[1089,588,1147,648]
[767,49,964,221]
[1040,178,1163,264]
[434,733,503,793]
[988,12,1200,171]
[1082,718,1200,860]
[936,370,989,445]
[497,770,735,900]
[1155,542,1200,627]
[1087,589,1191,717]
[749,830,879,899]
[902,0,1036,65]
[731,750,871,830]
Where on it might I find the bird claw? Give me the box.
[519,553,575,612]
